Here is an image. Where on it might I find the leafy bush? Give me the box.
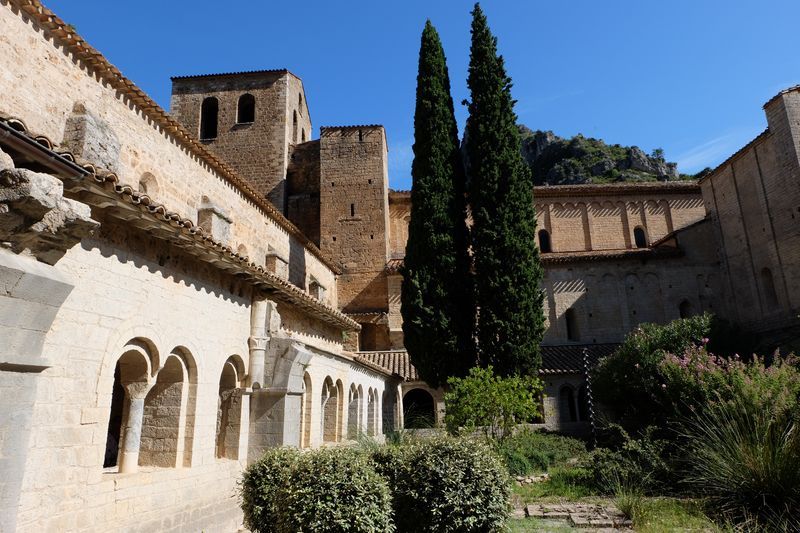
[496,429,587,476]
[592,314,712,431]
[240,447,299,533]
[241,447,394,533]
[445,366,543,440]
[374,435,511,533]
[588,426,674,494]
[681,396,800,528]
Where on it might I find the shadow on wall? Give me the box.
[288,237,307,289]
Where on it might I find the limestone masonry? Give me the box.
[0,1,797,532]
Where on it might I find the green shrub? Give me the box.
[497,429,587,476]
[241,447,394,533]
[445,366,543,440]
[588,426,673,494]
[376,436,511,533]
[240,447,299,533]
[681,396,800,528]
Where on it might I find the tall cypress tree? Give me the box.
[401,21,474,388]
[464,4,545,376]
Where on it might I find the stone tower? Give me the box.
[170,69,311,212]
[319,126,390,315]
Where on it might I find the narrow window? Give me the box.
[350,203,355,217]
[679,299,693,318]
[292,111,298,143]
[761,267,779,308]
[577,385,589,422]
[559,386,577,423]
[200,97,219,140]
[301,128,306,142]
[358,129,363,142]
[538,229,552,253]
[565,308,579,341]
[298,93,303,112]
[237,93,255,124]
[633,226,648,248]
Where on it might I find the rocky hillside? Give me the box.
[519,126,686,186]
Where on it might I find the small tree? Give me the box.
[444,366,543,440]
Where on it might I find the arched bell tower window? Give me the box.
[237,93,255,124]
[633,226,648,248]
[538,229,552,253]
[200,97,218,140]
[565,308,579,342]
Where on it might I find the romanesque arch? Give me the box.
[321,377,338,443]
[367,388,377,436]
[348,384,362,438]
[302,372,313,448]
[237,93,255,124]
[402,388,435,429]
[200,97,218,140]
[215,355,244,460]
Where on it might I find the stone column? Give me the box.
[118,382,151,474]
[248,297,269,389]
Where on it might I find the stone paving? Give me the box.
[514,503,633,530]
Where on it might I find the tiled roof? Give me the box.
[0,116,360,332]
[170,69,292,80]
[385,258,404,274]
[7,0,339,274]
[356,351,419,381]
[320,125,384,131]
[356,344,620,382]
[539,343,619,375]
[532,181,700,198]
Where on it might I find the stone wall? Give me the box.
[700,90,800,332]
[319,126,390,313]
[287,140,322,246]
[0,3,336,301]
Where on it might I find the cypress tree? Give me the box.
[401,21,474,388]
[464,4,545,376]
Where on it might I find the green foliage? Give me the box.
[588,426,673,494]
[465,4,545,376]
[444,366,543,440]
[402,20,474,388]
[241,447,394,533]
[592,314,713,431]
[496,429,587,476]
[511,466,596,500]
[240,448,299,533]
[374,435,511,533]
[681,395,800,528]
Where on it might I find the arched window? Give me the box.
[403,388,435,429]
[237,93,255,124]
[348,384,362,438]
[321,377,339,443]
[633,226,648,248]
[538,229,552,253]
[761,267,778,308]
[200,97,218,140]
[292,110,298,143]
[559,386,577,423]
[215,357,243,460]
[367,388,378,436]
[565,308,579,342]
[679,299,693,319]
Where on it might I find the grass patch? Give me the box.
[630,498,717,532]
[507,518,574,532]
[512,466,597,501]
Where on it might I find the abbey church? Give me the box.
[0,1,798,531]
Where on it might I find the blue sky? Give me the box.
[46,1,800,190]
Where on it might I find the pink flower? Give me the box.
[702,337,709,345]
[661,383,667,389]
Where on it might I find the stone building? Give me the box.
[0,1,797,531]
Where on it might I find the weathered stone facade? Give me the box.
[0,0,797,531]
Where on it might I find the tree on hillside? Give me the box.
[464,3,545,376]
[401,20,475,388]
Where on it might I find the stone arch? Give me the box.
[237,93,255,124]
[301,372,313,448]
[348,383,362,438]
[139,353,188,468]
[559,385,577,424]
[138,172,159,197]
[402,388,435,429]
[200,96,218,140]
[335,379,345,441]
[321,377,338,443]
[103,346,152,471]
[216,355,244,460]
[367,388,378,436]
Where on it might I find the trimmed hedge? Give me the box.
[374,436,511,533]
[241,447,394,533]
